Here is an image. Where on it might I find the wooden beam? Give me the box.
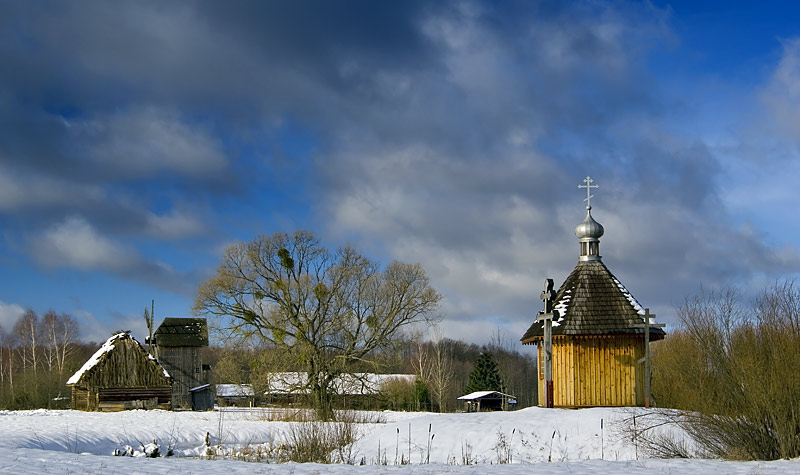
[633,308,666,408]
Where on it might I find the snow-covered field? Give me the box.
[0,406,798,474]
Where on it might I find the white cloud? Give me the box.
[71,107,228,178]
[31,216,132,271]
[0,300,25,332]
[761,37,800,142]
[72,309,150,344]
[28,216,194,294]
[144,210,205,240]
[0,165,105,212]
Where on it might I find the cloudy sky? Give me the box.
[1,0,800,345]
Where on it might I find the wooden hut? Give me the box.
[67,332,172,411]
[521,178,665,407]
[152,317,209,408]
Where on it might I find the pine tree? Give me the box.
[465,352,503,393]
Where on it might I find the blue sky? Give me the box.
[1,0,800,345]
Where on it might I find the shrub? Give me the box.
[652,282,800,460]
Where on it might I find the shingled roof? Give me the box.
[153,318,209,347]
[521,260,665,344]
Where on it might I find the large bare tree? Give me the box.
[194,230,441,420]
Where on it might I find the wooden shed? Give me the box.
[189,384,214,411]
[521,179,665,407]
[152,317,209,408]
[67,332,172,411]
[458,391,517,412]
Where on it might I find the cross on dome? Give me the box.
[578,176,599,209]
[575,176,603,261]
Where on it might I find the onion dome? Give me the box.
[575,208,604,241]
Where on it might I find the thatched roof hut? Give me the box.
[67,332,172,411]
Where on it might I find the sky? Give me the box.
[1,0,800,346]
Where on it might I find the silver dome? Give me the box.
[574,208,604,240]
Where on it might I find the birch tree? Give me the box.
[41,311,77,377]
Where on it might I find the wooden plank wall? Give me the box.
[538,335,644,407]
[159,346,201,408]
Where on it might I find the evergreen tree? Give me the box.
[465,352,503,393]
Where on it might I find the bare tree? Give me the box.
[194,230,441,420]
[410,336,430,411]
[41,311,77,377]
[13,310,39,376]
[426,326,453,412]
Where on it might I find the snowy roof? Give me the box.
[66,332,170,385]
[264,372,416,396]
[458,391,515,400]
[521,260,666,343]
[216,384,255,398]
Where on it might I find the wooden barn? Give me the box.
[152,317,209,408]
[67,332,172,411]
[521,178,665,407]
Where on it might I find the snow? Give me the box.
[0,407,798,474]
[554,293,571,316]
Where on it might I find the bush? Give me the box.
[653,282,800,460]
[278,418,359,463]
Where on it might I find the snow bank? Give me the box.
[0,407,798,474]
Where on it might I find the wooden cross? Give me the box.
[634,308,666,408]
[578,176,599,208]
[536,278,558,408]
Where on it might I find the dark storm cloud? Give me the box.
[0,0,796,338]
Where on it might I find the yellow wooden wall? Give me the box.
[537,335,644,407]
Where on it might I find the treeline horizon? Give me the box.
[0,309,538,411]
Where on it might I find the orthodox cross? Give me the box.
[634,308,666,408]
[536,278,558,408]
[578,176,599,208]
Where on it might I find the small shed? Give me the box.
[189,384,214,411]
[458,391,517,412]
[67,332,172,411]
[153,318,209,408]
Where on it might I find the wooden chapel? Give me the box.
[521,177,665,407]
